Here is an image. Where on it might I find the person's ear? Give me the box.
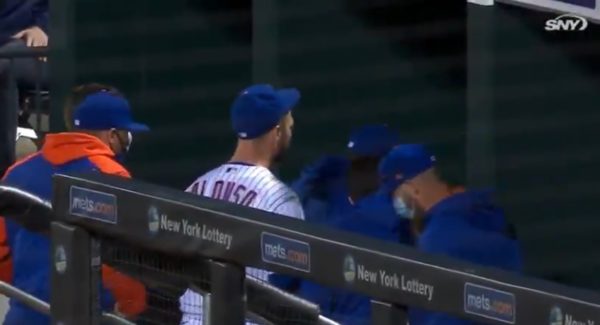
[108,128,117,142]
[402,181,418,197]
[274,125,282,140]
[108,128,122,149]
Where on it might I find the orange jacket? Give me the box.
[0,133,146,319]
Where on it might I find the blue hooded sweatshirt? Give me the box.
[270,156,352,296]
[319,190,413,324]
[284,187,414,324]
[339,189,413,245]
[0,0,48,46]
[409,190,523,325]
[290,155,351,226]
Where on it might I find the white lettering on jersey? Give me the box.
[179,163,304,324]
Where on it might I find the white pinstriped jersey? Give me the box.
[179,162,304,324]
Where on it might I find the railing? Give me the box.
[0,45,49,175]
[0,281,134,325]
[4,174,600,324]
[0,183,339,325]
[46,173,600,325]
[0,185,133,324]
[0,45,49,131]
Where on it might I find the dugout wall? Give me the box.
[47,173,600,325]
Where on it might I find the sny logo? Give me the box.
[69,186,117,224]
[545,14,588,31]
[261,232,310,272]
[464,283,516,324]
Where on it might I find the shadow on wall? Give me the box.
[491,4,600,290]
[185,0,252,43]
[344,0,466,89]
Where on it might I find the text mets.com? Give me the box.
[466,293,514,317]
[72,197,116,216]
[264,243,309,265]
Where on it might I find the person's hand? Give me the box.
[13,26,48,47]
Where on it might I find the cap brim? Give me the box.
[125,122,150,132]
[277,88,300,112]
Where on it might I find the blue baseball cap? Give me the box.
[347,124,399,157]
[73,92,150,132]
[231,84,300,139]
[379,144,436,192]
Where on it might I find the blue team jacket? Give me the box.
[289,185,413,324]
[270,156,352,302]
[284,157,416,324]
[0,132,146,324]
[290,155,351,226]
[338,189,413,245]
[409,189,523,325]
[322,190,413,324]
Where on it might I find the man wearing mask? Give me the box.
[0,84,148,324]
[379,144,523,325]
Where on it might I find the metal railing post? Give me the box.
[202,293,211,325]
[0,59,17,174]
[208,260,245,325]
[371,300,408,325]
[50,222,102,325]
[34,58,43,130]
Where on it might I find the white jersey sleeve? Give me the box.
[271,195,304,220]
[179,163,304,325]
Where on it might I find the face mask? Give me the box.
[113,132,133,163]
[125,132,133,152]
[393,196,415,219]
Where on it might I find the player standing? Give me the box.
[179,84,304,324]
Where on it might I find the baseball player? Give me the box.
[179,84,304,324]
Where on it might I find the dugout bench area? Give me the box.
[2,173,600,324]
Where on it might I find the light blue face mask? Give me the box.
[393,196,415,219]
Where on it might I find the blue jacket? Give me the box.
[319,190,413,324]
[0,0,48,46]
[289,167,414,324]
[290,156,351,226]
[270,156,352,306]
[338,189,413,245]
[0,133,146,324]
[409,190,523,325]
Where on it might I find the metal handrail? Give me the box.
[190,274,340,325]
[0,281,134,325]
[0,187,135,324]
[0,281,48,315]
[0,46,49,59]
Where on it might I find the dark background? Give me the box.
[487,3,600,289]
[50,0,600,291]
